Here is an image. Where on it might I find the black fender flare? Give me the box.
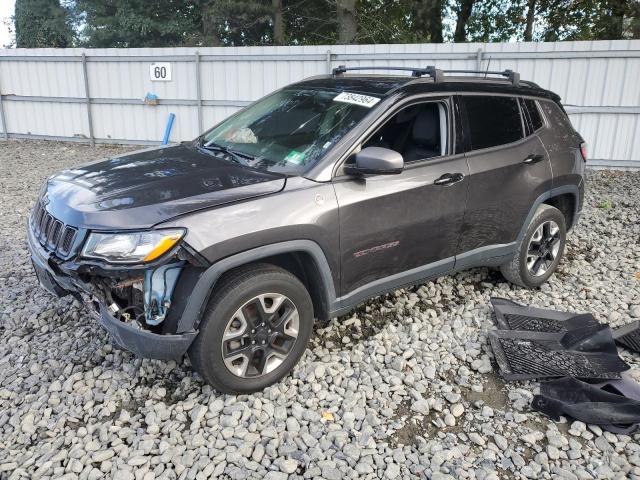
[176,240,337,333]
[516,184,581,242]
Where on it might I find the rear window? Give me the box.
[522,99,544,133]
[462,96,524,150]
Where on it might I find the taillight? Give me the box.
[580,142,588,162]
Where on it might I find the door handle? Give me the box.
[434,172,465,186]
[523,154,544,164]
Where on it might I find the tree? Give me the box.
[465,0,527,42]
[14,0,73,48]
[592,0,636,39]
[272,0,285,45]
[453,0,475,41]
[524,0,536,41]
[196,0,273,46]
[59,0,640,48]
[337,0,357,43]
[413,0,444,42]
[284,0,337,44]
[73,0,202,47]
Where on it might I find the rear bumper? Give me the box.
[27,224,197,360]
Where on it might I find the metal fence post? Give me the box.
[326,50,332,74]
[81,53,95,146]
[0,78,8,140]
[0,68,8,140]
[195,51,203,135]
[476,48,484,70]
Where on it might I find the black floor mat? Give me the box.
[531,376,640,434]
[490,297,599,332]
[612,321,640,353]
[489,325,630,381]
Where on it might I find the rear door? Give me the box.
[455,94,552,267]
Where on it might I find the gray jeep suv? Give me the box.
[28,66,586,393]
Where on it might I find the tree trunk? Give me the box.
[524,0,536,41]
[426,0,443,42]
[201,1,222,46]
[413,0,443,43]
[607,0,626,39]
[454,0,475,42]
[272,0,284,45]
[337,0,357,44]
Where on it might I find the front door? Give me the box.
[333,98,469,302]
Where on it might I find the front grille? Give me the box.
[30,197,78,256]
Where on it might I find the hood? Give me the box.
[43,144,286,229]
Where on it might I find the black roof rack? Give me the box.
[332,65,521,86]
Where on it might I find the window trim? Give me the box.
[331,94,458,179]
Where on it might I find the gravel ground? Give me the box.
[1,139,640,480]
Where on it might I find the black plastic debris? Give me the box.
[489,325,630,381]
[612,320,640,353]
[490,297,599,332]
[531,376,640,434]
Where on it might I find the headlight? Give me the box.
[81,229,185,263]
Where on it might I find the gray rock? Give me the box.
[411,400,430,415]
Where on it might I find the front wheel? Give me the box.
[500,204,567,288]
[188,264,314,394]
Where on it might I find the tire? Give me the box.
[500,204,567,288]
[188,263,313,394]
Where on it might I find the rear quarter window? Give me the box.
[522,99,544,133]
[462,95,524,150]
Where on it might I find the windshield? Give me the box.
[200,88,380,174]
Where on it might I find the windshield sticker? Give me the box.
[285,150,306,164]
[333,92,380,108]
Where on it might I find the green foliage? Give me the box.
[597,199,614,209]
[73,0,203,47]
[200,0,274,46]
[466,0,529,42]
[536,0,638,41]
[14,0,74,48]
[12,0,640,48]
[282,0,337,45]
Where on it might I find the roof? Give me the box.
[291,72,561,103]
[289,75,412,96]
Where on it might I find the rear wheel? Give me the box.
[500,204,567,288]
[189,264,313,394]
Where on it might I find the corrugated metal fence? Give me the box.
[0,40,639,168]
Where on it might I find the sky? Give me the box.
[0,0,15,48]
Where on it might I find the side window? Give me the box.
[462,96,523,150]
[362,102,447,162]
[523,99,544,133]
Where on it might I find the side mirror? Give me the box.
[344,147,404,176]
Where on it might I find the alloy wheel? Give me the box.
[221,293,299,378]
[526,220,562,277]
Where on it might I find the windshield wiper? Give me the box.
[198,141,253,166]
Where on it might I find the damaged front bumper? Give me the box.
[95,303,196,360]
[27,225,199,360]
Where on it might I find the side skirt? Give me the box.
[329,243,517,318]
